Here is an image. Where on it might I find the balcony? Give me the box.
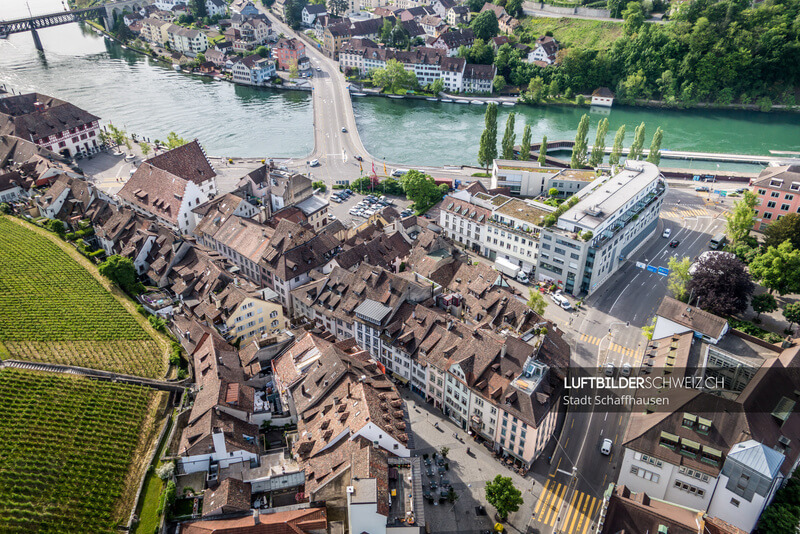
[489,217,540,240]
[591,179,666,249]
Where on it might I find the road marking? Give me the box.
[557,468,573,476]
[532,479,552,517]
[563,488,579,530]
[581,497,600,534]
[568,492,588,532]
[544,483,567,526]
[536,482,561,523]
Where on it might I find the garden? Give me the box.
[0,217,166,377]
[0,368,165,533]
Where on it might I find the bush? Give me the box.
[0,203,12,214]
[312,180,327,192]
[155,462,175,481]
[148,314,167,332]
[576,95,585,105]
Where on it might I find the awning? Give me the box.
[683,413,697,423]
[660,431,679,443]
[681,438,701,450]
[391,372,409,385]
[702,446,722,457]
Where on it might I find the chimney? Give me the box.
[253,509,260,524]
[500,343,507,358]
[333,395,339,405]
[347,382,351,398]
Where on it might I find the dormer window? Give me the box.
[696,417,711,434]
[679,438,700,458]
[682,412,696,429]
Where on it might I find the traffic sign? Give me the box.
[646,265,657,273]
[657,267,669,276]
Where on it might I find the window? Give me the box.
[630,466,660,483]
[764,212,773,219]
[736,474,750,490]
[786,194,794,201]
[270,310,278,318]
[730,498,740,507]
[771,191,780,198]
[781,204,791,211]
[767,201,777,208]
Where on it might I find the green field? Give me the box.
[519,17,623,51]
[0,369,165,533]
[0,217,166,377]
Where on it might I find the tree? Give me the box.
[763,213,800,250]
[548,187,559,197]
[467,0,484,11]
[45,219,65,236]
[784,303,800,331]
[725,191,757,246]
[430,78,444,95]
[749,241,800,295]
[667,256,692,302]
[493,75,507,92]
[570,114,590,169]
[139,142,151,156]
[687,253,754,316]
[588,118,609,167]
[197,53,206,64]
[538,135,547,165]
[290,64,300,78]
[641,317,656,340]
[519,124,531,161]
[256,45,269,58]
[623,1,645,35]
[165,131,188,150]
[757,503,800,534]
[478,103,498,172]
[501,112,516,160]
[609,125,626,166]
[0,203,11,214]
[193,0,207,18]
[107,123,127,147]
[285,0,306,28]
[627,122,646,161]
[99,255,145,295]
[371,59,417,93]
[440,446,450,458]
[526,76,546,103]
[471,10,499,41]
[646,127,663,164]
[527,289,546,315]
[485,475,524,521]
[380,18,393,43]
[548,78,560,97]
[751,293,778,320]
[401,170,445,212]
[506,0,522,17]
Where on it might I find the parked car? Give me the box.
[604,363,615,377]
[341,127,347,133]
[695,186,709,192]
[349,208,360,215]
[669,239,680,248]
[391,169,408,177]
[621,363,632,377]
[309,159,320,167]
[600,438,613,455]
[550,292,572,310]
[331,197,342,203]
[662,228,671,238]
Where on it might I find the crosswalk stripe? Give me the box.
[573,495,590,533]
[562,488,579,530]
[567,492,587,532]
[544,483,567,526]
[581,497,599,534]
[533,479,551,517]
[536,482,558,522]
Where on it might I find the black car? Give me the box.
[669,240,680,248]
[355,156,363,162]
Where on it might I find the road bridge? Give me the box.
[0,0,147,50]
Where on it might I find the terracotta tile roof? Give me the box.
[202,478,252,517]
[480,2,506,17]
[179,407,259,457]
[443,197,490,221]
[118,161,189,225]
[656,296,728,339]
[208,216,274,264]
[335,232,411,271]
[146,140,216,185]
[752,164,800,192]
[464,63,496,81]
[260,220,340,281]
[272,332,334,390]
[0,93,99,141]
[601,485,704,534]
[181,500,327,534]
[592,86,614,98]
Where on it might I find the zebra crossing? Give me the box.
[531,479,599,533]
[661,206,710,220]
[578,334,640,358]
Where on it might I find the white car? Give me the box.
[328,214,336,220]
[662,228,671,238]
[550,293,572,310]
[600,438,613,455]
[604,362,615,377]
[309,159,320,167]
[349,208,360,215]
[391,169,408,177]
[621,363,632,377]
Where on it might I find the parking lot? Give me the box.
[325,189,414,227]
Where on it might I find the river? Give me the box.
[1,0,798,167]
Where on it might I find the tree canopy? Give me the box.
[485,475,524,521]
[527,289,546,316]
[763,213,800,250]
[400,170,445,212]
[725,191,757,246]
[471,10,499,41]
[749,241,800,295]
[99,255,145,295]
[372,59,418,93]
[687,252,753,316]
[667,256,691,302]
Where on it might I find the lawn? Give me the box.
[0,368,167,533]
[519,17,623,51]
[0,217,166,377]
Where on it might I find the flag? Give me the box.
[371,161,376,175]
[359,162,363,173]
[383,163,387,175]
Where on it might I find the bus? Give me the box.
[709,233,727,250]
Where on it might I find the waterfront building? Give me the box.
[231,55,277,85]
[751,165,800,230]
[491,159,596,197]
[167,25,210,56]
[0,93,101,159]
[591,86,615,107]
[274,37,306,70]
[535,161,665,296]
[462,63,496,93]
